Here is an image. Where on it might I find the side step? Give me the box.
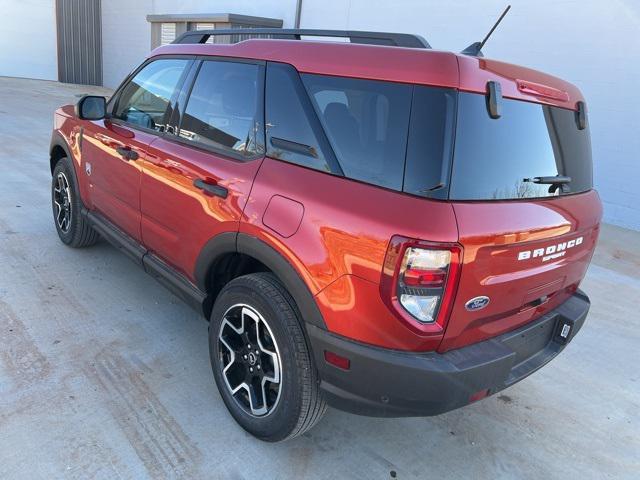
[87,210,146,266]
[84,209,207,316]
[143,253,206,314]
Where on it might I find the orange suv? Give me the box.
[50,29,600,441]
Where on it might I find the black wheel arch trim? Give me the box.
[194,232,327,330]
[51,135,88,229]
[194,231,238,290]
[50,131,73,174]
[236,233,327,330]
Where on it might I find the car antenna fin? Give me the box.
[461,5,511,57]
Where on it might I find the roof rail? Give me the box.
[172,28,430,49]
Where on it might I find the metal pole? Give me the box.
[294,0,303,28]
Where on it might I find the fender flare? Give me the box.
[194,231,238,289]
[50,130,93,209]
[237,233,326,329]
[50,131,73,173]
[194,232,327,330]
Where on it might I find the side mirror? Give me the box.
[75,95,106,120]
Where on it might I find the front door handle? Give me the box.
[95,133,116,147]
[193,178,228,199]
[115,146,139,161]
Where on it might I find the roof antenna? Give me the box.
[461,5,511,57]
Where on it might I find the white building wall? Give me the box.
[101,0,297,90]
[0,0,57,81]
[101,0,153,89]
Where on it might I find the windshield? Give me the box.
[449,93,593,200]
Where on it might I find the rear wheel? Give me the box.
[209,273,326,441]
[51,157,99,247]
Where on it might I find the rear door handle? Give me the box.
[193,178,228,199]
[115,146,139,161]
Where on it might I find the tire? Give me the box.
[209,272,327,441]
[51,157,99,248]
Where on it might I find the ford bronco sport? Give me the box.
[49,28,601,441]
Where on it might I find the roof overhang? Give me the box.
[145,13,283,28]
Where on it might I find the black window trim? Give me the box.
[165,59,201,135]
[106,55,196,137]
[161,55,267,163]
[401,86,416,193]
[404,84,459,201]
[265,61,344,176]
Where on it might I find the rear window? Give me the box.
[450,93,592,200]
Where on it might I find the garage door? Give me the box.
[56,0,102,85]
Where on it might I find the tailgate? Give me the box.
[439,191,601,352]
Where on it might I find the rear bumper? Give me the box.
[308,290,590,417]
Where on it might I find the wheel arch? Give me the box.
[50,132,72,174]
[195,232,327,330]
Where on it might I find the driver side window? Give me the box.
[113,59,189,132]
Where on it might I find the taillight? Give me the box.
[380,236,462,337]
[399,248,452,323]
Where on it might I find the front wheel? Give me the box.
[209,273,326,441]
[51,157,99,247]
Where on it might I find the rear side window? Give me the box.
[303,74,412,191]
[113,59,189,132]
[265,63,334,172]
[450,93,593,200]
[179,60,263,157]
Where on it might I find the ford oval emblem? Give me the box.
[465,296,490,311]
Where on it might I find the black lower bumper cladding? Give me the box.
[308,290,590,417]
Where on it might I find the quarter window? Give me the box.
[113,59,189,132]
[179,60,263,157]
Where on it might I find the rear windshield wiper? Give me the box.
[523,175,572,194]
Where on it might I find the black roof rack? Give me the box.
[173,28,430,49]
